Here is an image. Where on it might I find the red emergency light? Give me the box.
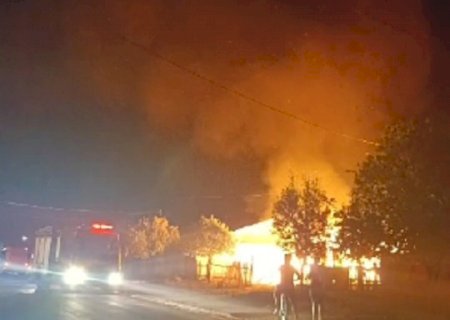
[90,222,115,235]
[91,223,114,230]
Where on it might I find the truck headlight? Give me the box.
[108,272,123,286]
[63,266,87,286]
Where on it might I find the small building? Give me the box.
[197,219,380,286]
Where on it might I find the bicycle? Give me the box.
[278,292,296,320]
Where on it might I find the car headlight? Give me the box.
[108,272,123,286]
[63,266,87,286]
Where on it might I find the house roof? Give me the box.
[233,219,278,244]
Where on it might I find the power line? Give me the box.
[2,201,88,213]
[109,27,379,146]
[0,192,271,217]
[75,0,379,146]
[118,34,379,146]
[0,201,142,217]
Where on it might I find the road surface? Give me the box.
[0,273,231,320]
[0,291,225,320]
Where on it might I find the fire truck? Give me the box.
[33,222,123,290]
[0,246,31,273]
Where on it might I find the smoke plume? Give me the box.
[69,0,430,213]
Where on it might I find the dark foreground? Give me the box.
[0,292,215,320]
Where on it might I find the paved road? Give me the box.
[0,291,224,320]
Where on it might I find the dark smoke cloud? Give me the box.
[1,0,432,216]
[69,0,431,209]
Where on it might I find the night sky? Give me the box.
[0,0,448,244]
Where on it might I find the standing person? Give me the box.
[309,264,324,320]
[273,253,301,317]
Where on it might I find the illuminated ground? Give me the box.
[0,274,266,320]
[1,273,449,320]
[0,292,227,320]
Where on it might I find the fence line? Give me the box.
[196,261,253,287]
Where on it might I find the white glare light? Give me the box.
[108,272,123,286]
[63,266,87,286]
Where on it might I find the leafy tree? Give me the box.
[127,215,180,259]
[337,205,384,259]
[184,215,234,282]
[272,176,333,262]
[339,112,450,280]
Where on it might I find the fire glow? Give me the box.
[200,219,380,285]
